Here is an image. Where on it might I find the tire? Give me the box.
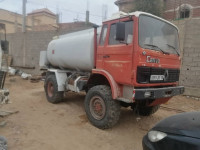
[44,74,64,104]
[84,85,121,129]
[136,105,160,116]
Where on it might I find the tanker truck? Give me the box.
[40,11,184,129]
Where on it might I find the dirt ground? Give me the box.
[0,76,200,150]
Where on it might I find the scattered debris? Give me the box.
[136,117,141,122]
[21,73,32,80]
[15,70,23,76]
[0,89,9,104]
[30,76,42,83]
[8,67,16,76]
[0,136,7,150]
[185,95,200,101]
[0,110,19,117]
[8,67,33,80]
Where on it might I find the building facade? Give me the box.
[115,0,200,20]
[164,0,200,20]
[115,0,135,13]
[0,8,57,33]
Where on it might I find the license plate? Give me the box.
[150,75,165,81]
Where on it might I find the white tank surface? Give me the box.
[47,27,101,72]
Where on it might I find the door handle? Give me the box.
[103,55,110,58]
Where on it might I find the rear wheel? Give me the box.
[84,85,121,129]
[44,74,64,104]
[135,105,160,116]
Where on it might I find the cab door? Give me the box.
[102,20,134,85]
[96,24,108,69]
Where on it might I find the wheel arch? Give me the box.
[87,69,121,99]
[46,69,68,92]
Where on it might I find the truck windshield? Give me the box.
[139,15,179,55]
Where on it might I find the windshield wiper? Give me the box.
[144,44,170,55]
[166,44,180,56]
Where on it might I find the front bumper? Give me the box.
[135,86,184,100]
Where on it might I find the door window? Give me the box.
[109,21,134,45]
[99,25,108,46]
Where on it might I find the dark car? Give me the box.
[143,112,200,150]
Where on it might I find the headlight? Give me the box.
[148,131,167,142]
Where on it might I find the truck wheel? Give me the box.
[136,105,160,116]
[44,74,64,104]
[84,85,121,129]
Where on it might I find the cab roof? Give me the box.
[104,11,178,30]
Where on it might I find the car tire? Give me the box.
[84,85,121,129]
[44,74,64,104]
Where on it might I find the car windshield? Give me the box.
[139,15,180,55]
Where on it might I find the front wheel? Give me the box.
[84,85,121,129]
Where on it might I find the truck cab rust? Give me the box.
[40,11,184,129]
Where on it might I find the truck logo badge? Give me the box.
[164,70,169,81]
[147,56,160,63]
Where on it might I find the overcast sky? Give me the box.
[0,0,119,25]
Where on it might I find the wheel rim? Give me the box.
[47,81,54,97]
[89,96,106,120]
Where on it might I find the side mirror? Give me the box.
[116,22,125,41]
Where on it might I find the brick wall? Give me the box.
[172,18,200,97]
[6,24,93,75]
[164,0,200,20]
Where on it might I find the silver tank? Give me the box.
[47,28,101,72]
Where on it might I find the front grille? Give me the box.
[137,67,180,84]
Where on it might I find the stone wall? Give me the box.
[172,18,200,97]
[6,25,93,75]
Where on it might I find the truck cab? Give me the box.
[41,11,184,129]
[93,11,183,103]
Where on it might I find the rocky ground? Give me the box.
[0,76,199,150]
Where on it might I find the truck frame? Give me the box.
[41,11,184,129]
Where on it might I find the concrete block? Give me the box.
[191,67,200,71]
[193,57,200,62]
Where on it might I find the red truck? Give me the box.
[40,11,184,129]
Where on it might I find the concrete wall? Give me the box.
[6,25,93,75]
[172,18,200,97]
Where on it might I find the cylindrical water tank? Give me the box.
[47,28,101,72]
